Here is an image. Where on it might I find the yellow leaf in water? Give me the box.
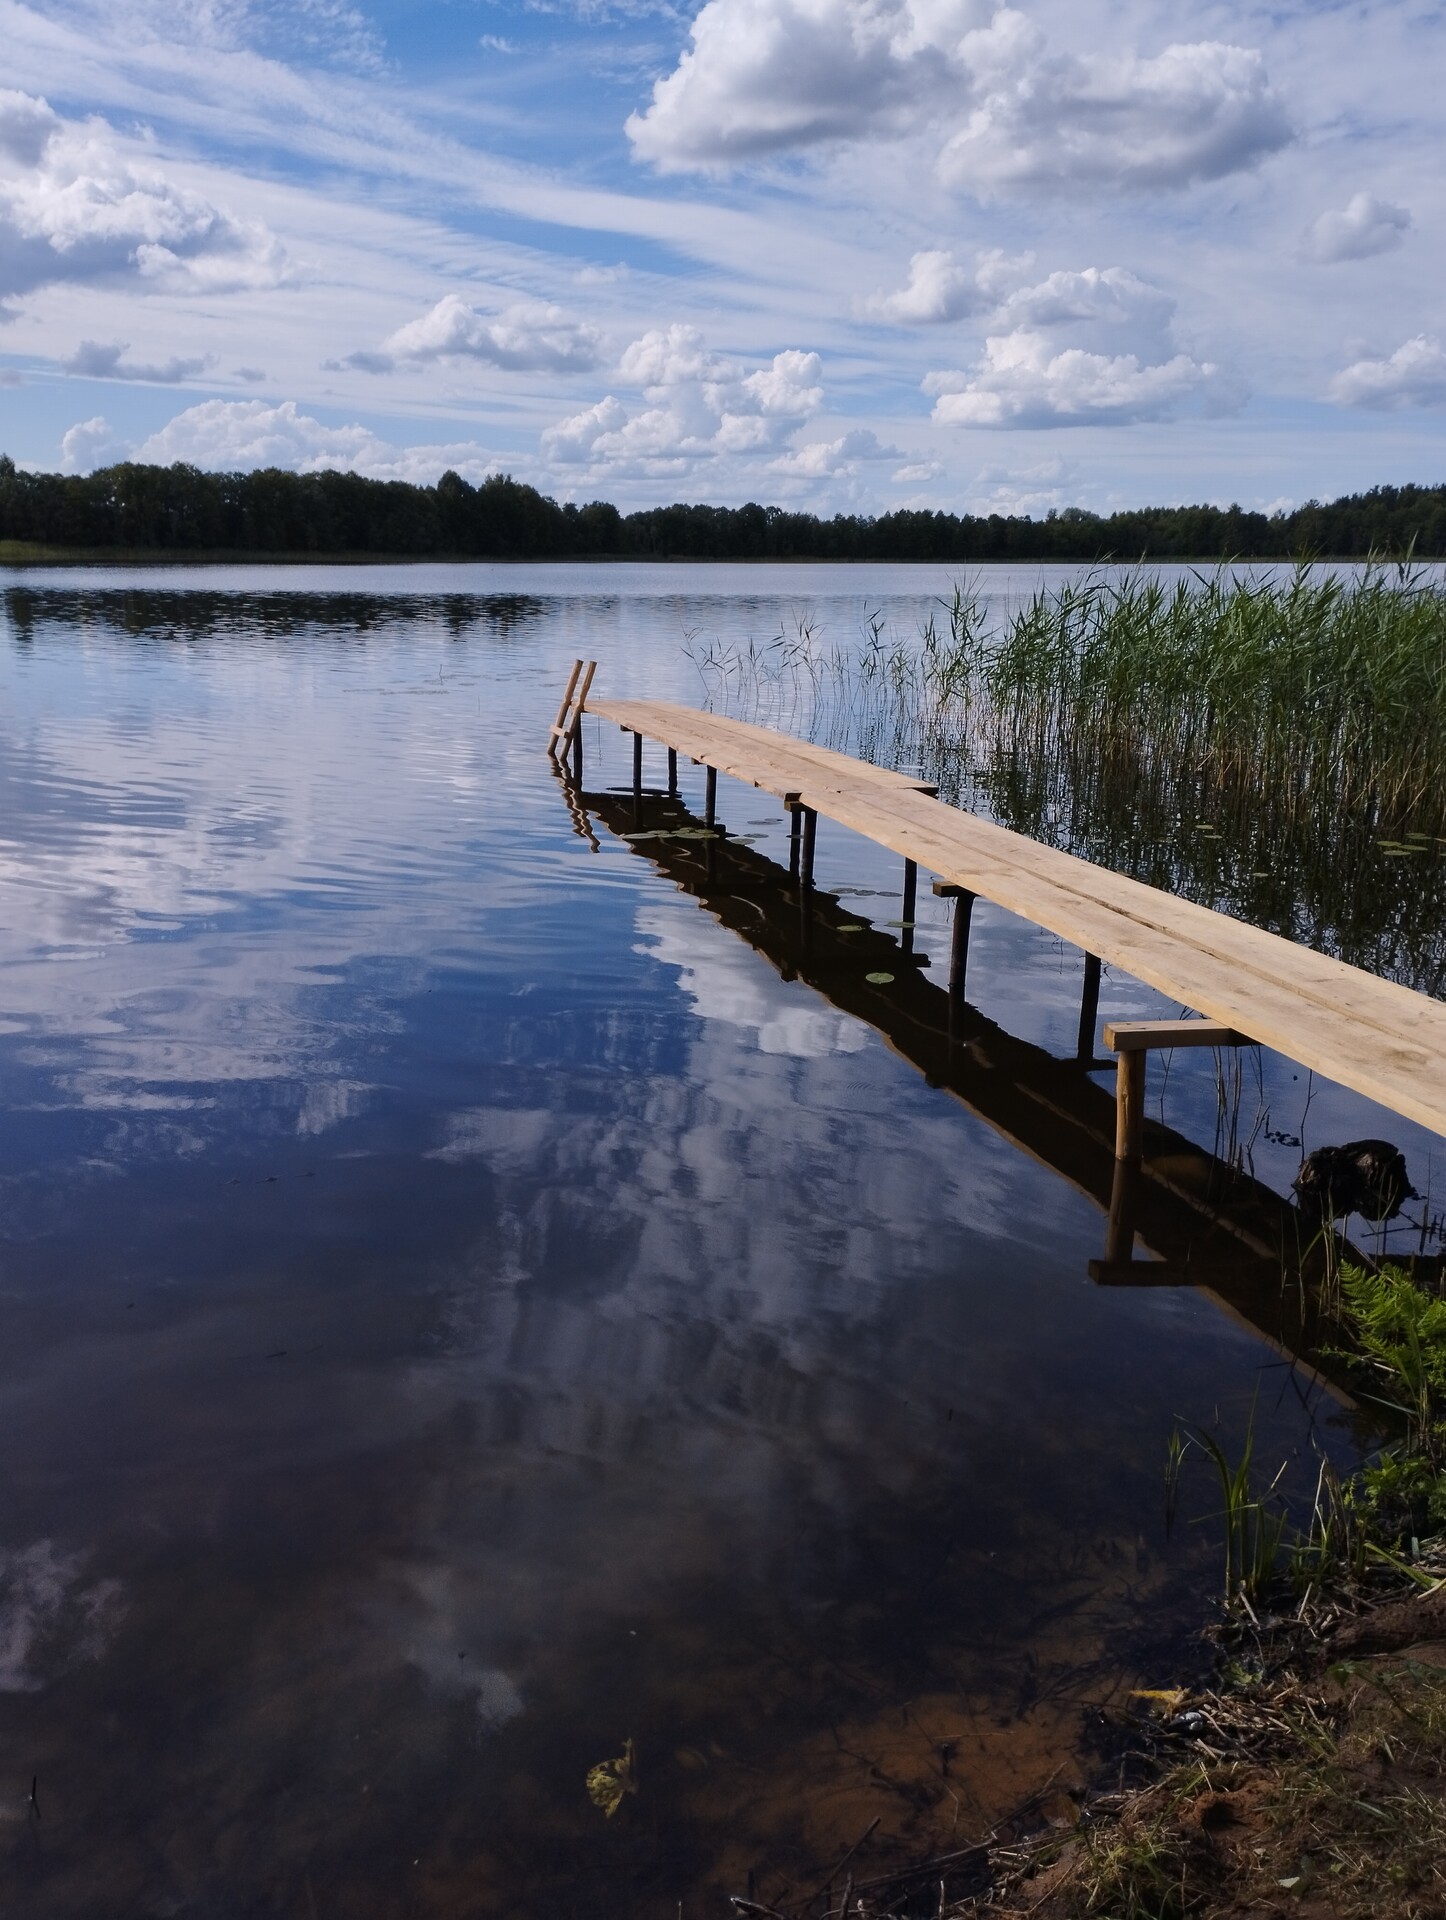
[1129,1688,1189,1714]
[586,1737,638,1817]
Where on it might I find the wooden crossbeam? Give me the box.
[1104,1019,1255,1053]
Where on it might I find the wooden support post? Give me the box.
[1101,1018,1255,1268]
[788,803,802,879]
[570,720,583,784]
[901,859,917,955]
[1077,952,1101,1063]
[705,764,717,827]
[934,882,975,1006]
[800,807,817,890]
[1104,1152,1139,1265]
[632,729,643,797]
[950,893,973,1002]
[1115,1048,1146,1165]
[1101,1049,1147,1261]
[667,746,678,796]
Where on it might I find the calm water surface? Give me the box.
[0,565,1436,1918]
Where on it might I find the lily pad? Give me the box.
[864,971,895,985]
[586,1738,637,1817]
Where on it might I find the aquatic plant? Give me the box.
[690,563,1446,993]
[1168,1417,1293,1609]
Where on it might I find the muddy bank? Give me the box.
[724,1562,1446,1920]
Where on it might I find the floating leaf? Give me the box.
[586,1737,637,1817]
[864,971,895,985]
[1129,1687,1189,1714]
[836,923,865,933]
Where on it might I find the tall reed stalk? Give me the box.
[690,564,1446,993]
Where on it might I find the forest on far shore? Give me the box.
[3,454,1446,562]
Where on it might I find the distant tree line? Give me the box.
[3,454,1446,561]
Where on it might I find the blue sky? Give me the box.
[0,0,1443,513]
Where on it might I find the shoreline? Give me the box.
[2,544,1438,570]
[738,1259,1446,1919]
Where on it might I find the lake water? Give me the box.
[0,564,1438,1918]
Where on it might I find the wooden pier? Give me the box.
[553,674,1446,1152]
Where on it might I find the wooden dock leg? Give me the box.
[632,730,643,798]
[949,890,975,1004]
[901,859,917,955]
[570,720,583,784]
[667,747,678,796]
[1105,1049,1146,1261]
[1115,1047,1145,1166]
[932,881,975,1013]
[1104,1155,1139,1264]
[788,804,802,879]
[1077,952,1101,1063]
[800,808,817,890]
[705,765,717,828]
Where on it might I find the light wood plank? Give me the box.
[580,697,1446,1139]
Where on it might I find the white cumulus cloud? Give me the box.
[543,327,825,478]
[1328,337,1446,411]
[60,414,131,472]
[0,89,285,309]
[863,249,988,324]
[627,0,989,170]
[350,293,602,373]
[626,0,1290,193]
[1303,192,1411,264]
[66,398,503,482]
[770,427,902,474]
[923,264,1219,427]
[937,17,1291,193]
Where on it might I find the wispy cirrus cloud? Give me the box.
[64,340,215,382]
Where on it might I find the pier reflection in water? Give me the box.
[0,577,1371,1919]
[573,775,1381,1404]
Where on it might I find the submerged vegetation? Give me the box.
[692,562,1446,993]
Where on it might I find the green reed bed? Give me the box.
[689,565,1446,995]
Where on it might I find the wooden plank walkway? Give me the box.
[587,696,1446,1141]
